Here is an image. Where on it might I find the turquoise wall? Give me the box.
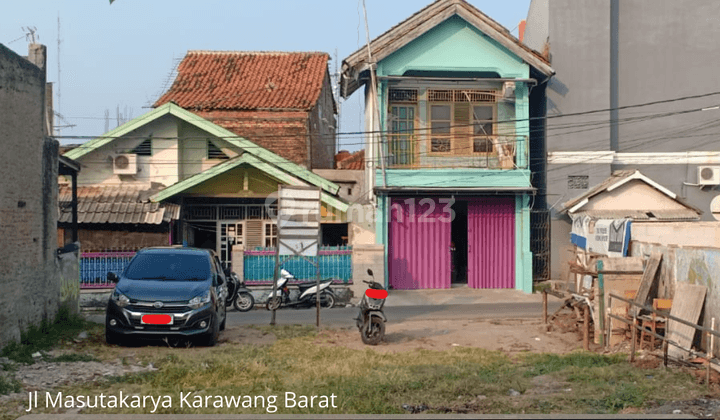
[375,14,536,292]
[377,16,529,79]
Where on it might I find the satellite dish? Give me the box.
[711,195,720,221]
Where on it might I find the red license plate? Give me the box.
[141,314,173,325]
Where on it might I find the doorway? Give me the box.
[450,200,468,284]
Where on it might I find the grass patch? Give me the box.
[250,324,318,340]
[521,352,626,377]
[0,306,96,364]
[0,374,21,395]
[49,353,99,363]
[7,330,709,415]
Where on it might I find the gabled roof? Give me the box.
[150,154,348,212]
[62,102,340,196]
[154,51,330,111]
[341,0,554,97]
[58,185,180,225]
[561,170,702,220]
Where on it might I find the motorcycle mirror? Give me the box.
[367,269,374,277]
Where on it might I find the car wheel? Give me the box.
[200,316,219,347]
[233,292,255,312]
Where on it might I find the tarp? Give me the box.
[570,216,632,257]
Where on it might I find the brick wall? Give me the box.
[195,110,311,168]
[0,43,60,348]
[58,226,170,251]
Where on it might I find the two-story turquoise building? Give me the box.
[340,0,554,292]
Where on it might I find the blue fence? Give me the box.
[244,246,352,283]
[80,251,137,288]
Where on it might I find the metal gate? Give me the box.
[530,209,551,282]
[467,198,515,289]
[388,198,451,289]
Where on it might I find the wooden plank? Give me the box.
[630,253,662,316]
[599,257,644,273]
[667,283,707,360]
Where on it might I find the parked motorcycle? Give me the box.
[224,270,255,312]
[266,269,336,310]
[355,269,387,345]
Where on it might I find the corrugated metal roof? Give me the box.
[58,185,179,225]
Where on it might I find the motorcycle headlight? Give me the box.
[111,290,130,308]
[188,290,211,309]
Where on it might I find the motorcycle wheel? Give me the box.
[266,296,281,311]
[233,291,255,312]
[360,317,385,345]
[320,292,335,309]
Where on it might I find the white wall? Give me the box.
[632,221,720,248]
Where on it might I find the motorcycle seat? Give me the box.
[296,280,332,291]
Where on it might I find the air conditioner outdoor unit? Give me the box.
[698,166,720,186]
[113,154,137,175]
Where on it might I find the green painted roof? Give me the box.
[150,154,348,212]
[64,102,341,196]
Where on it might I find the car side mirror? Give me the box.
[367,269,374,277]
[107,272,119,283]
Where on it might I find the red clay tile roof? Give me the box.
[336,150,365,170]
[154,51,330,111]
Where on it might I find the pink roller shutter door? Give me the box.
[467,198,515,289]
[389,198,451,289]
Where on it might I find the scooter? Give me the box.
[355,269,388,345]
[224,271,255,312]
[266,269,336,310]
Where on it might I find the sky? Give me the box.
[1,0,532,151]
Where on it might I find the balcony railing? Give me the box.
[380,134,528,170]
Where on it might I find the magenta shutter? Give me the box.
[467,198,515,289]
[389,198,451,289]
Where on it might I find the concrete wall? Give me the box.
[308,73,336,170]
[525,0,720,277]
[632,222,720,248]
[351,244,385,303]
[0,43,60,348]
[630,240,720,356]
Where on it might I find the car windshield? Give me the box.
[124,253,211,281]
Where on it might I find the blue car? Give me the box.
[105,247,228,346]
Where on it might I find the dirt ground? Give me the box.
[222,316,584,354]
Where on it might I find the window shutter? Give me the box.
[245,219,263,249]
[453,103,470,155]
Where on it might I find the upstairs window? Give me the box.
[427,89,498,156]
[207,140,229,160]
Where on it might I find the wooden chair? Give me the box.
[637,299,672,350]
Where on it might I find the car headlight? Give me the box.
[188,291,211,309]
[111,290,130,308]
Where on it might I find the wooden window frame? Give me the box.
[470,104,499,157]
[387,103,419,167]
[262,221,278,248]
[428,102,454,156]
[426,102,498,157]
